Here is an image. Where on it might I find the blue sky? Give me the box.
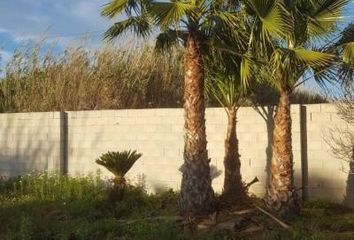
[0,0,111,64]
[0,0,353,62]
[0,0,353,94]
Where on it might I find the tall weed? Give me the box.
[0,44,184,112]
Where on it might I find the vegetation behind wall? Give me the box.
[0,44,327,113]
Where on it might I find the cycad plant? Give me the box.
[96,150,142,201]
[101,0,246,216]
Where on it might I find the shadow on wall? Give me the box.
[343,148,354,208]
[251,105,303,199]
[66,111,110,177]
[0,113,58,178]
[324,121,354,207]
[0,111,110,179]
[254,105,276,188]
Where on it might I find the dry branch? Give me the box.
[116,216,183,225]
[245,177,259,189]
[254,205,290,229]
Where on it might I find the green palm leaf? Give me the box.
[294,48,335,67]
[102,0,143,18]
[101,0,131,18]
[307,0,349,37]
[206,74,241,110]
[240,55,254,91]
[104,15,153,40]
[245,0,292,39]
[343,43,354,68]
[150,1,197,30]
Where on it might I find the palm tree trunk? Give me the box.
[179,31,215,217]
[265,89,299,219]
[223,108,245,200]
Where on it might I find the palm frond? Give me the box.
[245,0,292,40]
[240,55,254,91]
[312,63,338,88]
[328,23,354,85]
[104,15,153,40]
[294,48,335,67]
[206,74,242,109]
[155,29,188,52]
[150,1,197,30]
[101,0,141,18]
[342,42,354,68]
[336,24,354,46]
[307,0,349,37]
[102,0,129,18]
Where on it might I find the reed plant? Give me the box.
[0,44,184,112]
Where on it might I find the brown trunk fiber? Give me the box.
[222,109,245,200]
[265,89,299,219]
[179,32,215,217]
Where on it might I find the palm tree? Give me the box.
[243,0,350,218]
[101,0,243,217]
[206,72,246,201]
[203,0,291,205]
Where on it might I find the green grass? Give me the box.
[1,174,354,240]
[0,173,230,240]
[262,200,354,240]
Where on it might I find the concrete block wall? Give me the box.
[66,109,185,192]
[0,112,64,177]
[65,106,302,197]
[305,104,353,205]
[0,104,352,205]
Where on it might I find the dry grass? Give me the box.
[0,44,184,112]
[0,42,328,113]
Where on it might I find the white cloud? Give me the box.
[0,50,12,65]
[0,0,110,48]
[0,27,8,33]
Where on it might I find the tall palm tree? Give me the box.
[101,0,244,217]
[243,0,350,218]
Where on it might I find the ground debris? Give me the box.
[195,205,264,237]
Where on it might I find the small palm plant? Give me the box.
[96,150,142,201]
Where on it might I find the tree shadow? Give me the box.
[324,122,354,207]
[253,105,276,187]
[343,147,354,208]
[0,113,61,178]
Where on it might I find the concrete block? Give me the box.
[100,110,117,118]
[312,113,332,122]
[30,112,55,120]
[156,108,184,116]
[307,141,323,151]
[250,124,267,133]
[319,104,336,113]
[305,104,322,113]
[113,116,137,125]
[75,111,102,118]
[238,107,257,116]
[172,125,183,133]
[206,115,226,125]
